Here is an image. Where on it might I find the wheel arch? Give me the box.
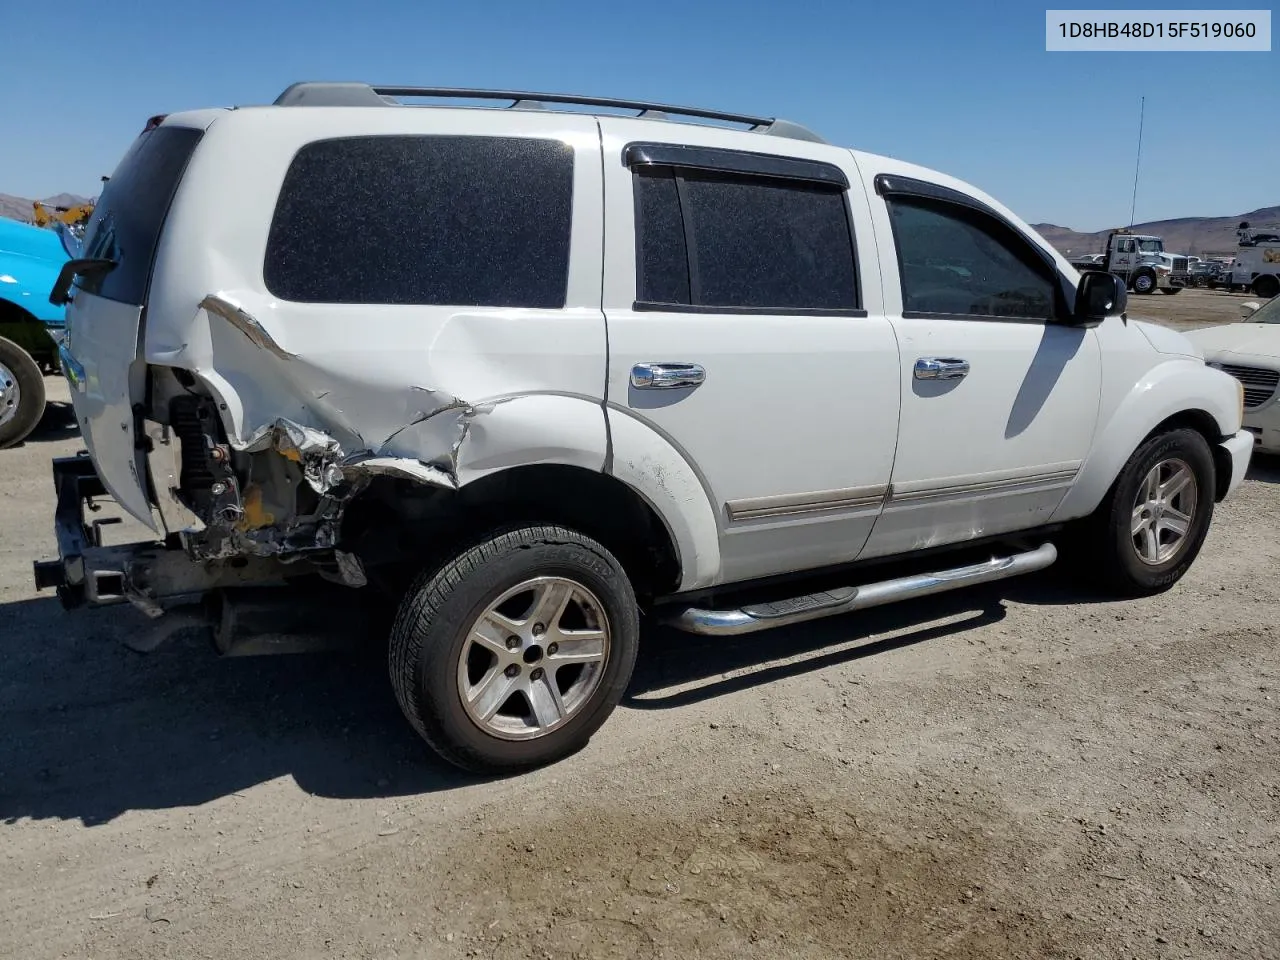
[343,462,685,602]
[1053,361,1240,521]
[1251,273,1280,298]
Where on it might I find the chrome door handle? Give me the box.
[914,357,970,381]
[631,362,706,390]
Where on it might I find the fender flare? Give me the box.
[1052,359,1240,521]
[604,407,722,592]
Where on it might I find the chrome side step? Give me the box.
[664,542,1057,637]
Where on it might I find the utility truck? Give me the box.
[1074,229,1190,295]
[1224,222,1280,300]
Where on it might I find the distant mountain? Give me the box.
[0,192,95,224]
[1033,205,1280,258]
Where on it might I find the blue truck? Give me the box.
[0,216,71,447]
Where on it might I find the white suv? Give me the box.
[35,84,1253,772]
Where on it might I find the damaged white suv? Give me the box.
[36,84,1253,772]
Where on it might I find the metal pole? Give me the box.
[1128,96,1145,227]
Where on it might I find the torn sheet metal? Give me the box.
[227,393,518,500]
[199,293,297,361]
[192,379,521,568]
[337,454,458,490]
[231,417,347,495]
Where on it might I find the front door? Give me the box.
[859,173,1101,559]
[598,120,902,584]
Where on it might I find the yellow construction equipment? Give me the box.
[31,200,95,231]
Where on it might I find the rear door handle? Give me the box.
[631,362,706,390]
[914,357,970,381]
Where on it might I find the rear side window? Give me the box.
[79,125,204,305]
[265,136,574,308]
[634,168,859,313]
[886,197,1057,321]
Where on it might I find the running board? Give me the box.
[664,542,1057,637]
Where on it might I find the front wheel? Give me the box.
[1131,270,1156,295]
[0,336,46,449]
[1072,428,1215,596]
[389,524,639,773]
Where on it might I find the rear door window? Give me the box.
[264,136,574,308]
[634,167,859,313]
[79,125,204,305]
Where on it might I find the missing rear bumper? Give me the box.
[32,453,286,614]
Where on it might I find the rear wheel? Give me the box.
[1252,275,1280,300]
[1071,428,1215,596]
[0,336,46,449]
[389,524,639,773]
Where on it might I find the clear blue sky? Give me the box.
[0,0,1273,231]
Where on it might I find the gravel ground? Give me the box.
[2,301,1278,959]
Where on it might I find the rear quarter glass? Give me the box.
[263,135,574,308]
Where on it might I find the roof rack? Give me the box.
[271,83,828,144]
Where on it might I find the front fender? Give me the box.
[605,407,722,592]
[1052,359,1241,521]
[0,252,67,326]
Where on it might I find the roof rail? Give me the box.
[271,83,828,144]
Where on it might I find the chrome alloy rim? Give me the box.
[457,576,611,740]
[1131,458,1198,565]
[0,360,20,428]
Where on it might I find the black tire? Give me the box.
[1073,428,1215,597]
[1252,275,1280,300]
[1131,270,1156,295]
[0,336,46,449]
[389,524,639,773]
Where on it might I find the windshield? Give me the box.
[1252,295,1280,324]
[1138,239,1163,253]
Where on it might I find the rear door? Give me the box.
[599,121,901,584]
[60,122,206,528]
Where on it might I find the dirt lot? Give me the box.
[2,297,1278,960]
[1122,285,1264,332]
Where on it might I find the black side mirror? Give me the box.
[1073,270,1127,326]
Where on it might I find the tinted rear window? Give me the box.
[80,125,204,305]
[264,136,574,308]
[634,168,859,312]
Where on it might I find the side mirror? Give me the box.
[1073,270,1127,326]
[1240,301,1262,319]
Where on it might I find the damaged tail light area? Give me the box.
[163,392,360,579]
[146,361,476,591]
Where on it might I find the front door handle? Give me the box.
[914,357,970,381]
[631,362,706,390]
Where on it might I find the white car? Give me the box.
[1185,296,1280,453]
[35,83,1253,772]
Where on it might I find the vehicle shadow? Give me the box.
[0,596,479,826]
[0,566,1112,825]
[625,565,1128,711]
[626,592,1008,710]
[1248,453,1280,484]
[1004,325,1084,440]
[24,399,79,444]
